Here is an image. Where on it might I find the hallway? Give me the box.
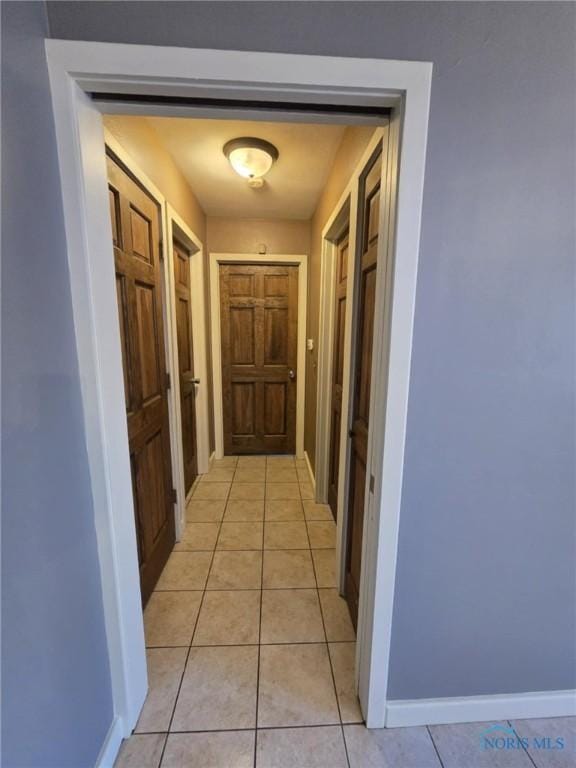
[114,456,574,768]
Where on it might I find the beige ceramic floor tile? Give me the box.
[266,466,299,483]
[212,456,238,469]
[264,521,309,550]
[229,483,265,500]
[258,644,340,727]
[155,552,212,591]
[174,522,220,551]
[262,549,316,589]
[261,589,325,643]
[224,499,265,522]
[266,456,295,464]
[192,482,231,500]
[511,717,576,768]
[429,722,534,768]
[114,734,166,768]
[207,551,262,590]
[217,522,263,550]
[161,731,255,768]
[299,482,315,500]
[319,589,356,641]
[312,549,337,588]
[135,648,187,733]
[234,466,266,483]
[200,468,236,483]
[186,499,226,523]
[307,520,336,548]
[296,467,311,483]
[193,590,260,646]
[237,456,266,468]
[144,591,202,647]
[345,724,442,768]
[328,642,363,723]
[303,501,334,521]
[171,645,258,731]
[256,726,348,768]
[265,499,304,521]
[266,483,301,500]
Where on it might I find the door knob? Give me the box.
[288,369,296,380]
[185,375,200,384]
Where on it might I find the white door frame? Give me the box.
[46,39,432,743]
[166,205,211,504]
[210,253,307,460]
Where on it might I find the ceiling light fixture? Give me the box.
[223,137,279,188]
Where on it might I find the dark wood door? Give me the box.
[328,231,349,520]
[220,264,298,454]
[345,148,382,628]
[107,149,175,606]
[173,238,198,494]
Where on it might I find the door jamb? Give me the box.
[166,204,211,507]
[46,39,432,737]
[209,252,308,459]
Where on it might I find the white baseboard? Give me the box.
[385,689,576,728]
[209,451,216,468]
[303,450,316,491]
[95,716,124,768]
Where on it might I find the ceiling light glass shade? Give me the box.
[224,138,279,180]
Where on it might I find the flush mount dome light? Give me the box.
[223,138,279,184]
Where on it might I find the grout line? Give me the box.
[253,457,268,767]
[508,719,539,768]
[156,472,232,765]
[304,511,352,768]
[426,725,446,768]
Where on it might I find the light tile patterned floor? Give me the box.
[115,455,575,767]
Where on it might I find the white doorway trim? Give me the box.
[45,39,432,742]
[165,205,211,496]
[209,252,308,460]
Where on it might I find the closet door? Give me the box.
[107,149,175,605]
[345,148,382,628]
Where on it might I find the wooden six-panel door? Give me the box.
[220,264,298,454]
[173,237,199,494]
[345,148,382,628]
[327,231,349,520]
[107,150,175,606]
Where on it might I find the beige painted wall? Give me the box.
[304,126,376,470]
[103,115,216,453]
[207,217,310,255]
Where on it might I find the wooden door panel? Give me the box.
[230,307,256,364]
[328,231,349,519]
[264,308,288,365]
[107,150,175,606]
[345,147,383,628]
[232,382,256,435]
[221,264,298,454]
[173,238,199,495]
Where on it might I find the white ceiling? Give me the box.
[147,117,347,220]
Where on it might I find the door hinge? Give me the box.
[159,240,164,261]
[171,488,177,504]
[369,474,375,493]
[165,372,171,390]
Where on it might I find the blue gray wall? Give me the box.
[3,8,570,758]
[46,0,576,701]
[1,3,113,765]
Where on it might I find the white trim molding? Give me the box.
[95,717,124,768]
[45,39,432,741]
[165,205,211,479]
[386,690,576,728]
[303,450,316,492]
[209,252,308,459]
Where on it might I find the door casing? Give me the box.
[46,40,432,748]
[210,253,307,459]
